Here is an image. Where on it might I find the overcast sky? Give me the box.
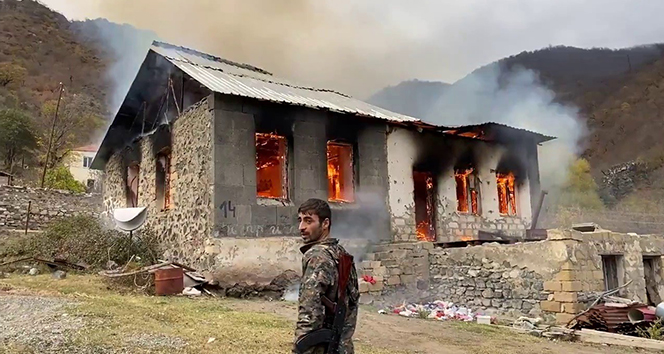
[41,0,664,98]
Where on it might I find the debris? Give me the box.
[52,270,67,280]
[28,268,39,276]
[207,337,216,344]
[476,315,492,325]
[576,328,664,351]
[572,222,599,232]
[513,316,543,331]
[384,301,478,322]
[105,260,119,270]
[0,256,88,271]
[182,287,202,296]
[362,275,376,285]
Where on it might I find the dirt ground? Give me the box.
[0,274,657,354]
[232,300,653,354]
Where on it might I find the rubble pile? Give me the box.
[570,302,655,336]
[380,300,481,322]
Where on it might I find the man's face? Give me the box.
[298,211,329,244]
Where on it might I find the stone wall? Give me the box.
[542,229,664,324]
[358,228,664,324]
[0,185,101,230]
[102,98,214,269]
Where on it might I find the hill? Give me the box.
[0,0,109,113]
[367,44,664,206]
[366,80,450,119]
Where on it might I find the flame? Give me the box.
[414,172,436,242]
[256,133,287,199]
[497,172,517,215]
[455,168,479,214]
[327,142,354,202]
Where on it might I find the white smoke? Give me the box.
[425,63,586,192]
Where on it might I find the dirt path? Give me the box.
[229,299,649,354]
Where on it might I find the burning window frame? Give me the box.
[454,167,481,215]
[326,141,355,203]
[255,132,289,200]
[413,170,436,242]
[126,163,140,208]
[156,148,173,210]
[496,171,517,216]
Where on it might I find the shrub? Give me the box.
[44,166,86,193]
[4,215,163,269]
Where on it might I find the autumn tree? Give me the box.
[0,108,37,173]
[37,93,104,168]
[556,158,605,210]
[0,62,27,88]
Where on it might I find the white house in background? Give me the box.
[67,144,100,190]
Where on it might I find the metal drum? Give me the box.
[154,267,184,296]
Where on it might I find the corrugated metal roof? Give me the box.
[441,121,556,143]
[151,42,420,124]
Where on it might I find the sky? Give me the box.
[40,0,664,99]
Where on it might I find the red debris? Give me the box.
[362,275,376,285]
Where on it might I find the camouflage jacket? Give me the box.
[293,238,360,354]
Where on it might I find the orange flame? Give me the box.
[497,172,517,216]
[414,172,436,242]
[327,143,354,202]
[455,168,479,215]
[256,133,287,199]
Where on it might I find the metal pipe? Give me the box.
[531,190,548,230]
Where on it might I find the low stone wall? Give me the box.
[0,186,101,230]
[359,228,664,324]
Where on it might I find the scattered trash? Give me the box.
[207,337,216,344]
[362,275,376,285]
[513,316,543,331]
[383,301,478,322]
[52,270,67,280]
[28,268,39,276]
[183,287,202,296]
[476,315,492,325]
[377,309,387,315]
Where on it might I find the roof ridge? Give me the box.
[162,53,352,99]
[152,40,273,76]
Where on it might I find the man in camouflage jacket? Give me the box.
[293,198,360,354]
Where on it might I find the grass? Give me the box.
[0,274,403,354]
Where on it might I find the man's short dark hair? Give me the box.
[298,198,332,227]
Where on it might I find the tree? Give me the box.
[38,93,104,168]
[44,165,86,193]
[0,108,37,173]
[0,62,27,88]
[557,158,605,210]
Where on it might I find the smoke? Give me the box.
[331,191,390,262]
[63,0,429,101]
[424,63,586,193]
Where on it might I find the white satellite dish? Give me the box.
[113,207,148,233]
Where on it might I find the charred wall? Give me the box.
[386,127,538,244]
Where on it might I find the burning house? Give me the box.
[92,41,554,277]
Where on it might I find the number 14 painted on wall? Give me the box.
[219,201,236,218]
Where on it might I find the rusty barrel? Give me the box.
[154,267,184,296]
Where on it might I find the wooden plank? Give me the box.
[577,329,664,351]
